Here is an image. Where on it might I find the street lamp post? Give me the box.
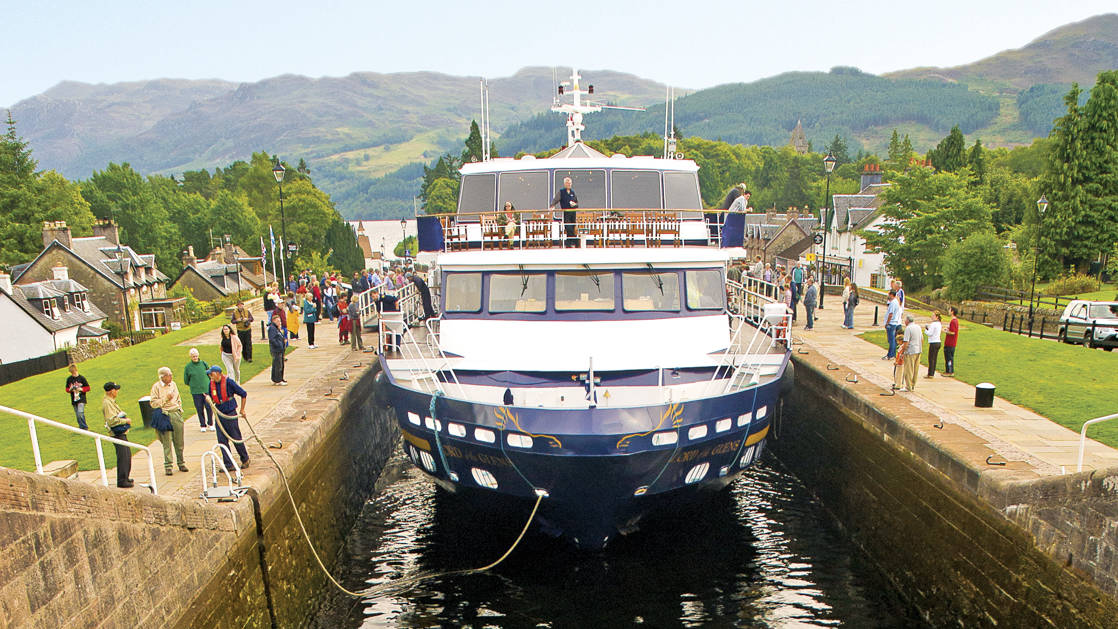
[400,218,407,258]
[1028,194,1049,321]
[272,160,287,283]
[819,152,836,308]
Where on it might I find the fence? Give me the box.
[0,351,70,387]
[976,285,1076,314]
[955,305,1073,343]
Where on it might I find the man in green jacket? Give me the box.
[101,382,133,488]
[183,347,214,432]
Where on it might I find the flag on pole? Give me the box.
[260,236,266,261]
[269,225,276,251]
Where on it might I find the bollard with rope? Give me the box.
[203,394,543,598]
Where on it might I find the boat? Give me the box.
[373,70,794,549]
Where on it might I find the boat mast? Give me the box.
[551,68,643,146]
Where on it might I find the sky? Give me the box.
[3,0,1115,108]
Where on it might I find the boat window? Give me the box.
[622,272,680,311]
[499,171,549,211]
[555,272,615,311]
[686,270,724,310]
[611,170,662,209]
[458,174,496,214]
[444,273,482,313]
[553,169,606,210]
[489,273,547,313]
[664,172,702,210]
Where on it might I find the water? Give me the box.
[313,451,921,628]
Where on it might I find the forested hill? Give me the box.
[9,67,669,181]
[496,68,1000,157]
[886,13,1118,88]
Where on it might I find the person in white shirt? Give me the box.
[924,312,943,378]
[897,315,922,392]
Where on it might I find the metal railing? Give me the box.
[0,405,159,494]
[1076,412,1118,472]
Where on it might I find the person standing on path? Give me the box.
[231,300,254,363]
[843,282,859,329]
[899,315,922,392]
[101,382,133,488]
[410,272,435,320]
[883,290,902,360]
[183,348,214,432]
[64,363,90,430]
[347,297,364,351]
[802,276,818,330]
[302,293,319,349]
[925,312,943,378]
[551,176,579,248]
[944,307,959,376]
[219,324,242,382]
[790,262,804,323]
[337,296,351,344]
[268,312,288,385]
[149,367,187,475]
[207,365,250,471]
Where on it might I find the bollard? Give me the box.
[261,319,266,341]
[873,306,879,327]
[1038,317,1046,340]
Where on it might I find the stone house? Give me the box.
[11,220,181,333]
[170,237,271,302]
[741,209,818,267]
[0,270,109,363]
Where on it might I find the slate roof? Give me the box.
[831,182,891,232]
[15,236,166,290]
[77,324,109,338]
[4,279,108,333]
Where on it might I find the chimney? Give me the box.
[0,274,10,295]
[52,265,69,281]
[222,235,236,264]
[181,245,197,268]
[42,221,72,249]
[92,219,120,245]
[860,164,883,191]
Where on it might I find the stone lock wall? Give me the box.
[774,357,1118,627]
[0,361,398,629]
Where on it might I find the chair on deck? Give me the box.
[441,216,468,251]
[480,214,510,250]
[524,212,554,248]
[576,212,604,247]
[647,212,681,247]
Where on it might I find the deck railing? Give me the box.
[1076,412,1118,472]
[0,405,159,494]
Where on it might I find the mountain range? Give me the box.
[7,13,1117,219]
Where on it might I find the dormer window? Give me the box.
[41,299,58,320]
[74,292,88,312]
[62,296,71,312]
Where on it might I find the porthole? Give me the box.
[685,463,710,484]
[471,467,498,489]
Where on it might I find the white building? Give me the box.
[0,269,109,364]
[823,164,894,290]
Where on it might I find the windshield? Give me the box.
[1088,303,1118,319]
[555,272,615,310]
[458,174,495,214]
[489,273,547,313]
[622,271,680,311]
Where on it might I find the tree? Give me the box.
[1042,83,1096,272]
[930,126,967,173]
[1076,71,1118,267]
[861,166,993,291]
[887,129,903,166]
[825,134,850,167]
[462,120,485,164]
[900,134,915,167]
[323,217,364,274]
[394,235,418,258]
[942,231,1010,299]
[81,163,181,272]
[967,139,986,184]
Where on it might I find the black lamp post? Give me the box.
[400,218,407,257]
[1028,194,1049,321]
[819,152,836,308]
[272,160,287,281]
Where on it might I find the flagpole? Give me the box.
[279,237,287,284]
[269,226,278,285]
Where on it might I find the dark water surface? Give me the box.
[313,451,922,628]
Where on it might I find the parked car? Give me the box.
[1058,300,1118,350]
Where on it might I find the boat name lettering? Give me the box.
[442,444,512,467]
[671,439,740,463]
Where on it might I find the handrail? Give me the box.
[0,404,159,494]
[1076,412,1118,472]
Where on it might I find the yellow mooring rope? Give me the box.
[204,397,542,598]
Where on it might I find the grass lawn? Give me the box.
[0,316,275,472]
[861,320,1118,448]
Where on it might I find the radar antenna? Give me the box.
[551,69,644,146]
[663,86,682,160]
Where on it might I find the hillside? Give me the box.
[886,14,1118,88]
[7,14,1118,220]
[9,68,668,183]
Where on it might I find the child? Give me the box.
[337,297,351,344]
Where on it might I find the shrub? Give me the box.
[942,231,1010,300]
[1042,273,1100,296]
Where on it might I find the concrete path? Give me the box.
[792,298,1118,476]
[81,318,380,497]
